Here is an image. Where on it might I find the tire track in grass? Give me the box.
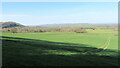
[84,37,111,55]
[99,37,111,50]
[103,37,111,50]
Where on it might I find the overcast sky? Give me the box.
[1,2,118,26]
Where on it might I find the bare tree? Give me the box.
[10,28,18,33]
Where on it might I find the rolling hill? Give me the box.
[1,21,24,28]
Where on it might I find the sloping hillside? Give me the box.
[1,21,24,28]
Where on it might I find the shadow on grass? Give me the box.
[1,36,119,66]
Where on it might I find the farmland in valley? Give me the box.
[1,29,119,66]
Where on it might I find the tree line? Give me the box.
[1,25,118,33]
[2,27,88,33]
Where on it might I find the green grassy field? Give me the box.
[1,29,119,66]
[2,29,118,50]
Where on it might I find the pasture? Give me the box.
[1,29,119,66]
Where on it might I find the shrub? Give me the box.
[74,29,87,33]
[10,28,18,33]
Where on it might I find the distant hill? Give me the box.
[0,21,24,28]
[36,23,117,28]
[37,23,90,28]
